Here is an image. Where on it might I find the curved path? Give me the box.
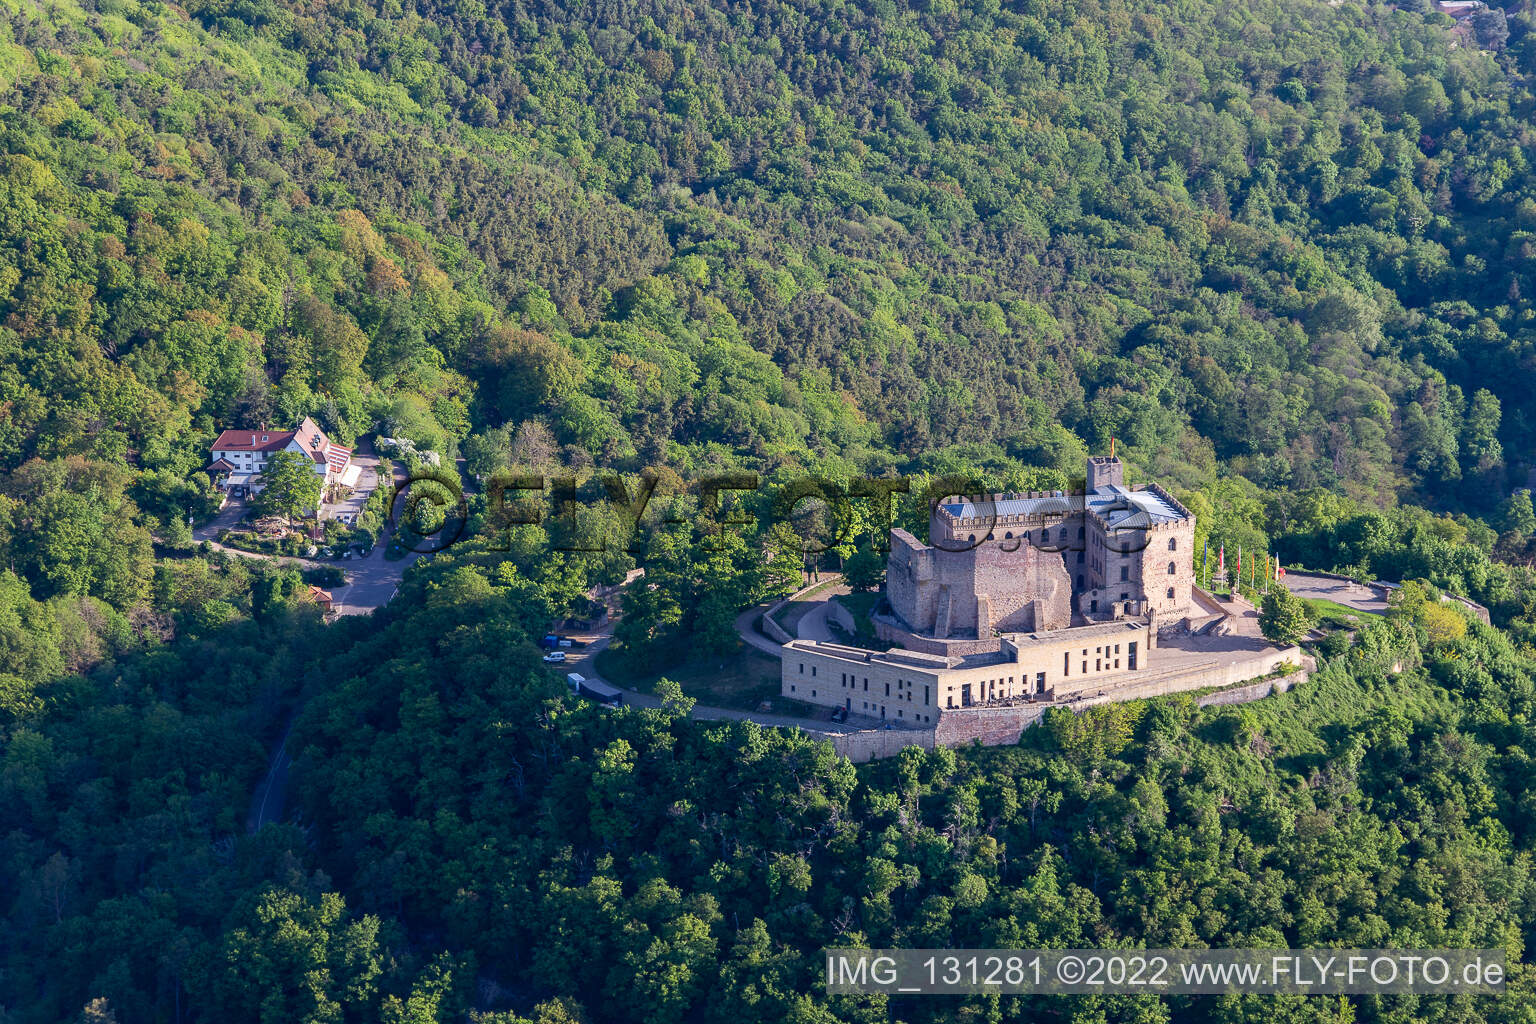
[190,492,420,615]
[563,595,875,733]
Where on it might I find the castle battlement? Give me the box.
[886,455,1197,646]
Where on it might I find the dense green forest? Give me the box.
[11,0,1536,1016]
[9,520,1536,1023]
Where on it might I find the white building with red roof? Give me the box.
[208,417,354,496]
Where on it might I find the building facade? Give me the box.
[783,618,1153,724]
[209,417,353,497]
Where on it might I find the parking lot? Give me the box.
[321,455,385,527]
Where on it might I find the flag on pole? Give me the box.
[1218,544,1225,574]
[1202,538,1209,588]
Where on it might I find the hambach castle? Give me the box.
[780,455,1307,758]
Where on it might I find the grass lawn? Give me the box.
[832,591,880,643]
[596,643,823,716]
[1303,597,1369,629]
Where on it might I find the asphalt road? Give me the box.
[247,713,297,833]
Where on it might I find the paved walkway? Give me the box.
[320,454,383,523]
[192,497,250,542]
[796,584,852,642]
[1279,571,1390,615]
[734,605,789,656]
[563,617,872,734]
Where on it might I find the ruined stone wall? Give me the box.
[970,541,1072,632]
[886,529,935,634]
[887,533,1075,639]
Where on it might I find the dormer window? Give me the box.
[262,435,269,442]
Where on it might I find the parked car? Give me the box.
[830,706,848,723]
[542,651,567,663]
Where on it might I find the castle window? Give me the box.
[1120,566,1128,581]
[1168,561,1176,575]
[1077,574,1084,586]
[1168,537,1177,551]
[1005,531,1012,539]
[1078,551,1084,563]
[1078,526,1085,539]
[1167,587,1175,599]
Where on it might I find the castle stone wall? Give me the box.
[887,529,1073,640]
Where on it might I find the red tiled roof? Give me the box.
[294,416,330,463]
[205,457,236,473]
[212,429,295,452]
[213,418,351,474]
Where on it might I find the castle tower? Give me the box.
[1086,454,1124,492]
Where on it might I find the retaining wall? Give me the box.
[1196,674,1304,707]
[819,726,936,762]
[816,653,1311,762]
[761,614,793,644]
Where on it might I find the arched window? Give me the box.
[1166,587,1175,600]
[1168,561,1176,575]
[1168,537,1177,551]
[1005,531,1013,539]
